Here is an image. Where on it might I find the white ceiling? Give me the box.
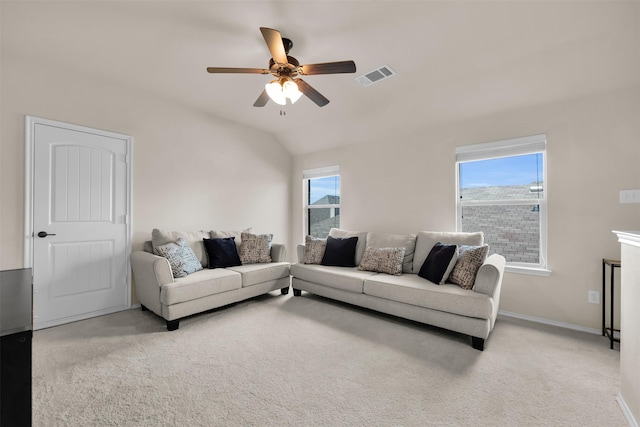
[3,1,639,155]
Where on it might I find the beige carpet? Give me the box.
[33,292,626,426]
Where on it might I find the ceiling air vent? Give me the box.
[356,65,396,87]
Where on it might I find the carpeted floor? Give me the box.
[33,292,627,426]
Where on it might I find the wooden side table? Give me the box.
[602,258,621,349]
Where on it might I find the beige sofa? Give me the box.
[290,229,505,350]
[131,229,290,331]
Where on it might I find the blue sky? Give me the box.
[309,175,340,204]
[459,153,543,188]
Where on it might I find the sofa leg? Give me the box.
[280,286,290,295]
[141,304,148,311]
[293,288,302,297]
[167,320,180,331]
[472,337,485,351]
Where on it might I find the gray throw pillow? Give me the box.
[152,229,210,267]
[155,237,203,278]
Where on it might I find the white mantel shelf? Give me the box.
[613,229,640,427]
[614,230,640,248]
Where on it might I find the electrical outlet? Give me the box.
[620,189,640,204]
[588,290,600,304]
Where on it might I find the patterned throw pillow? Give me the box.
[151,229,210,267]
[448,245,489,289]
[366,232,417,273]
[358,247,406,276]
[155,237,203,278]
[303,235,327,264]
[239,232,273,264]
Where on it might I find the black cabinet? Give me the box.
[0,268,33,427]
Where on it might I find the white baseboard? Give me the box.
[498,310,601,335]
[34,304,131,331]
[618,393,639,427]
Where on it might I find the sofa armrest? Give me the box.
[473,253,506,297]
[271,244,287,262]
[130,250,174,315]
[296,244,305,263]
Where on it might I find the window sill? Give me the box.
[505,265,552,277]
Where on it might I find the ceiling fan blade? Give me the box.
[207,67,270,74]
[298,60,356,75]
[253,89,270,107]
[296,79,329,107]
[260,27,288,64]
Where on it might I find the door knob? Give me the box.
[37,231,56,238]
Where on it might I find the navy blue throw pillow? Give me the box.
[321,236,359,267]
[203,237,242,269]
[418,242,457,284]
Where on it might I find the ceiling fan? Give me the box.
[206,27,356,107]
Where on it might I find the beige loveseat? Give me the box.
[131,229,290,331]
[290,229,505,350]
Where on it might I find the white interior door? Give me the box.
[27,117,131,330]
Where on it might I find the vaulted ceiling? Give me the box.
[3,1,638,155]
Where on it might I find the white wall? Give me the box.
[291,87,640,330]
[1,48,291,303]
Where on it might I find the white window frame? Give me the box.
[456,134,550,276]
[303,166,340,238]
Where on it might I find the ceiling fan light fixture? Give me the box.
[283,80,302,104]
[265,77,302,105]
[265,80,287,105]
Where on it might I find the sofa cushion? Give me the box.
[227,262,291,287]
[239,232,273,264]
[363,274,494,319]
[154,237,203,278]
[448,245,490,290]
[358,246,405,276]
[413,231,484,273]
[418,243,458,284]
[321,236,358,267]
[366,232,416,273]
[211,228,253,255]
[203,237,241,269]
[303,235,327,264]
[328,228,368,265]
[160,269,242,305]
[152,229,210,268]
[290,263,377,293]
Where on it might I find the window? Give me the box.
[303,166,340,238]
[456,134,549,275]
